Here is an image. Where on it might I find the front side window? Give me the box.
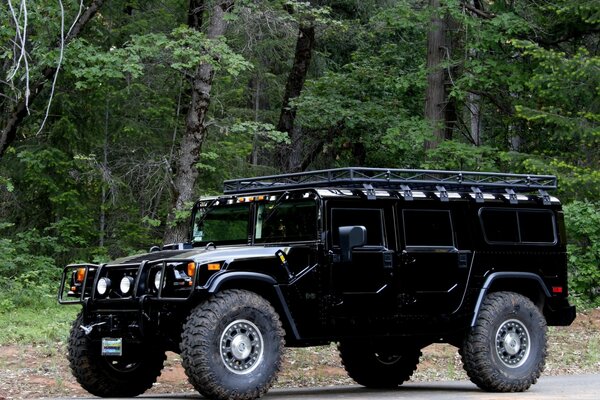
[403,209,454,247]
[255,200,318,243]
[192,203,250,245]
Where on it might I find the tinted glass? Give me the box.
[519,211,556,243]
[331,208,384,246]
[403,210,454,247]
[255,200,318,243]
[192,204,250,244]
[480,209,519,243]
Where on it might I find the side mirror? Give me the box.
[149,246,161,252]
[339,225,367,263]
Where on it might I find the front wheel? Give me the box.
[338,340,422,388]
[181,289,285,400]
[461,291,547,392]
[67,312,166,397]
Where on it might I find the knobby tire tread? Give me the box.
[338,341,422,388]
[67,312,165,397]
[461,291,547,392]
[181,289,284,400]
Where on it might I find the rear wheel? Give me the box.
[338,340,422,388]
[181,289,285,400]
[461,291,547,392]
[67,313,166,397]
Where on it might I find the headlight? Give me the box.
[97,277,111,296]
[120,276,134,294]
[154,271,163,290]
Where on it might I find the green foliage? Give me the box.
[0,305,78,345]
[422,142,510,172]
[229,122,290,145]
[563,201,600,307]
[0,175,13,192]
[0,231,60,314]
[1,0,599,312]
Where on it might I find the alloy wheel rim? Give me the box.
[220,319,264,374]
[495,318,531,368]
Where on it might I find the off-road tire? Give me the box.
[181,289,285,400]
[461,291,547,392]
[67,312,166,397]
[338,340,422,388]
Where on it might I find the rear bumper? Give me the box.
[546,302,576,326]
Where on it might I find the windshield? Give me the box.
[191,198,318,246]
[192,203,250,245]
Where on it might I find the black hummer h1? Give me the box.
[59,167,575,400]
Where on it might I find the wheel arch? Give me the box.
[471,272,551,327]
[207,272,301,342]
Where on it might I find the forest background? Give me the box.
[0,0,598,335]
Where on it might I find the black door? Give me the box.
[329,205,397,314]
[398,208,471,314]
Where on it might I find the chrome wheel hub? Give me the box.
[495,319,531,368]
[220,319,264,374]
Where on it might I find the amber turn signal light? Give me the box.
[75,268,86,283]
[187,262,196,277]
[207,263,221,271]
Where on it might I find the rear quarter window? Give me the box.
[479,208,556,245]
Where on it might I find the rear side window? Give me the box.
[331,208,384,246]
[480,208,556,245]
[403,210,454,247]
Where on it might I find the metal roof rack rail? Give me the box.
[223,167,557,195]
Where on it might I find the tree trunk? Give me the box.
[276,23,316,172]
[163,0,233,244]
[468,92,482,145]
[424,0,446,150]
[0,0,106,159]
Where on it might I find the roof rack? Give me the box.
[223,167,557,196]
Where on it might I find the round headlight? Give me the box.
[97,277,111,296]
[120,276,134,294]
[154,271,163,291]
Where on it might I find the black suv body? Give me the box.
[59,168,575,400]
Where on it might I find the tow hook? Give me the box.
[80,322,106,335]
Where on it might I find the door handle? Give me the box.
[401,250,416,265]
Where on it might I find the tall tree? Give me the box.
[0,0,106,159]
[276,22,316,172]
[424,0,447,149]
[164,0,235,243]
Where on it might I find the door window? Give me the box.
[331,208,385,246]
[403,209,454,247]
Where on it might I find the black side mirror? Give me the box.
[149,246,161,252]
[339,226,367,263]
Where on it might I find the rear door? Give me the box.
[398,207,472,314]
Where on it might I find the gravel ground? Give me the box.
[0,308,598,399]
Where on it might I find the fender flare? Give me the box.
[207,271,301,340]
[470,272,551,327]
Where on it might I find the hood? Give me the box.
[113,245,287,265]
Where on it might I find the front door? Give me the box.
[329,204,397,314]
